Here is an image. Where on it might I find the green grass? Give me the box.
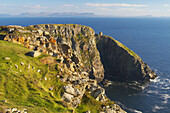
[76,93,115,113]
[0,40,72,112]
[105,36,141,60]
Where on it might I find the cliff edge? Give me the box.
[96,35,157,82]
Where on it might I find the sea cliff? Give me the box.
[0,24,157,113]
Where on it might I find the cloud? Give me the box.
[0,4,15,6]
[85,3,148,7]
[63,4,74,7]
[23,5,44,9]
[163,4,169,7]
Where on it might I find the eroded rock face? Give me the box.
[1,24,105,83]
[96,35,157,82]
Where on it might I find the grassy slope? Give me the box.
[105,36,141,60]
[0,40,112,113]
[0,40,71,113]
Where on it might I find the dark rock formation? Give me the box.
[96,35,157,82]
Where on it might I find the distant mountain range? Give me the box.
[0,12,97,17]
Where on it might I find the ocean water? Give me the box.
[0,17,170,113]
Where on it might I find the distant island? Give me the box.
[0,12,156,18]
[0,12,97,17]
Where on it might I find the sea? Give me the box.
[0,17,169,113]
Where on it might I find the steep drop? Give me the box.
[96,34,157,82]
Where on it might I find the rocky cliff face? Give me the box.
[0,24,104,83]
[96,35,157,82]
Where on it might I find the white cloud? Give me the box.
[163,4,169,7]
[63,4,74,7]
[23,5,44,9]
[0,4,15,6]
[85,3,148,7]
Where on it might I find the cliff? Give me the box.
[96,35,157,82]
[0,24,104,83]
[0,24,157,113]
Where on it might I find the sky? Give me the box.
[0,0,170,17]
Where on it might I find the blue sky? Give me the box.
[0,0,170,17]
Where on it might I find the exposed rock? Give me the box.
[40,56,55,64]
[71,54,79,64]
[28,64,30,69]
[61,43,70,54]
[15,64,18,69]
[86,111,91,113]
[102,79,112,87]
[99,32,103,36]
[21,61,24,65]
[72,97,81,108]
[37,69,41,72]
[5,57,10,60]
[38,30,43,35]
[49,87,53,91]
[11,108,18,112]
[3,99,7,103]
[61,92,74,103]
[44,77,47,81]
[63,84,80,96]
[96,35,157,82]
[25,51,41,57]
[91,88,105,99]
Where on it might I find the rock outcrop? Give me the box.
[1,24,104,83]
[96,35,157,82]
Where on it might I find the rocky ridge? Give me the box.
[0,24,157,112]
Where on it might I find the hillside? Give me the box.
[0,24,157,113]
[0,40,125,113]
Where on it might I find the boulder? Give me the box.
[67,75,79,82]
[43,31,50,36]
[15,64,18,69]
[5,57,10,60]
[21,61,24,65]
[40,56,55,64]
[49,87,53,91]
[38,30,43,35]
[64,84,80,96]
[102,79,112,87]
[64,85,75,95]
[11,108,18,112]
[71,55,79,64]
[61,93,74,103]
[72,98,81,108]
[25,51,41,57]
[91,88,105,99]
[61,43,70,54]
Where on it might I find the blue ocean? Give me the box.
[0,17,169,113]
